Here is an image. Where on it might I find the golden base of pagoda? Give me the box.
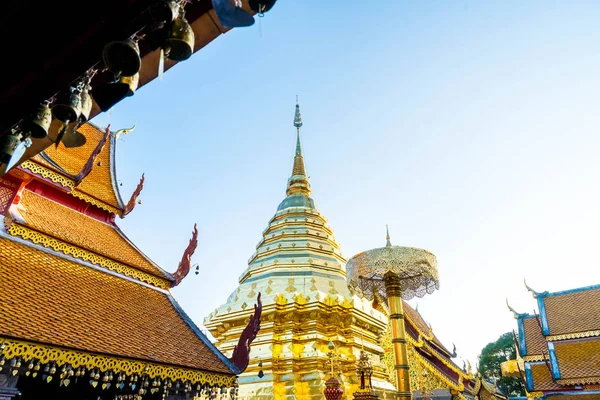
[353,390,380,400]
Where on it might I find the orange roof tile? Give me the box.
[529,362,563,391]
[554,338,600,381]
[523,316,547,356]
[544,287,600,335]
[18,189,168,280]
[31,123,123,211]
[0,237,232,374]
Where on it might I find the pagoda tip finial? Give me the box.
[294,96,303,130]
[385,224,392,247]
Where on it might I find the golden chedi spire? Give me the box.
[286,99,311,197]
[204,99,394,400]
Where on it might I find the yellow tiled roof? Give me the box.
[529,362,563,391]
[0,237,232,374]
[18,189,168,280]
[31,123,123,211]
[554,338,600,380]
[544,288,600,335]
[523,317,547,356]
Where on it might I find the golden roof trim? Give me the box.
[20,160,121,214]
[421,340,472,380]
[557,376,600,386]
[414,349,464,392]
[21,160,74,188]
[0,337,236,387]
[526,391,544,399]
[522,354,547,362]
[6,222,170,289]
[547,330,600,341]
[71,189,121,214]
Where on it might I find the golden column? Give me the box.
[383,272,411,399]
[346,226,439,400]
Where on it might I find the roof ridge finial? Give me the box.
[386,224,392,247]
[524,278,539,298]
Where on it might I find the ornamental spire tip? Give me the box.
[286,98,310,197]
[294,96,303,130]
[386,224,392,247]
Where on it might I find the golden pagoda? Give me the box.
[204,103,396,399]
[205,102,506,400]
[0,123,261,399]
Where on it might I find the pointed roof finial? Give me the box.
[286,97,310,197]
[524,279,539,298]
[294,95,303,130]
[506,298,523,319]
[386,224,392,247]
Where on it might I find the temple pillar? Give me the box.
[383,272,411,400]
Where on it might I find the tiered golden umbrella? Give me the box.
[346,227,439,400]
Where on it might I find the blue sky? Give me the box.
[93,1,600,365]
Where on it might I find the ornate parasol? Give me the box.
[346,226,439,400]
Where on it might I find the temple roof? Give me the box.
[521,316,547,357]
[25,123,126,214]
[510,283,600,395]
[540,285,600,336]
[0,236,235,378]
[13,188,168,282]
[553,337,600,382]
[526,362,563,392]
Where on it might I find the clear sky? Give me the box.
[93,1,600,367]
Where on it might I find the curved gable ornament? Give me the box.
[230,292,262,373]
[74,125,111,186]
[121,173,144,217]
[171,224,198,287]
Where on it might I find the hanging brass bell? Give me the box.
[102,38,141,77]
[52,87,82,124]
[0,133,21,166]
[23,102,52,139]
[164,17,195,61]
[91,73,139,112]
[61,123,87,148]
[150,0,180,24]
[79,85,93,123]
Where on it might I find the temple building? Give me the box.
[0,123,254,399]
[503,283,600,400]
[204,103,501,400]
